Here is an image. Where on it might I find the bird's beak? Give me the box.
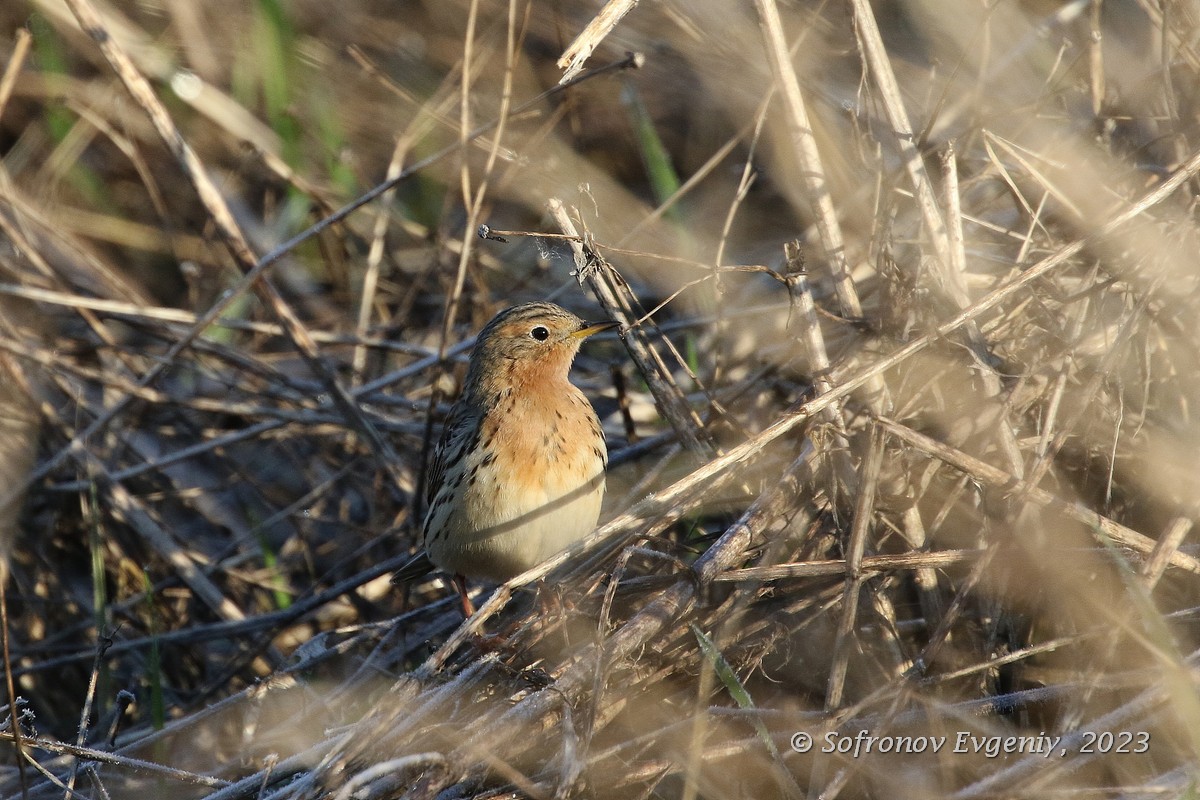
[572,320,620,339]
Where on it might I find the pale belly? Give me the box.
[424,390,607,582]
[427,469,605,582]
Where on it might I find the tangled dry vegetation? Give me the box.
[1,0,1199,797]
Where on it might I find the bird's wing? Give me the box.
[424,401,480,509]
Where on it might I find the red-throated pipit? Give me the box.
[394,302,618,615]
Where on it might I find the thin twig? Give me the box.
[547,198,715,460]
[874,416,1200,573]
[557,0,640,82]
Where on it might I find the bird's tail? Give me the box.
[390,551,435,584]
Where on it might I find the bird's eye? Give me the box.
[530,326,550,341]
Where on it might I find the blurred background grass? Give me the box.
[1,0,1200,797]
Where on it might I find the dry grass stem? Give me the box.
[3,1,1199,797]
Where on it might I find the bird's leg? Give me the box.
[534,578,575,635]
[453,574,475,617]
[454,575,509,652]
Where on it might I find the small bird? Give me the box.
[394,302,618,615]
